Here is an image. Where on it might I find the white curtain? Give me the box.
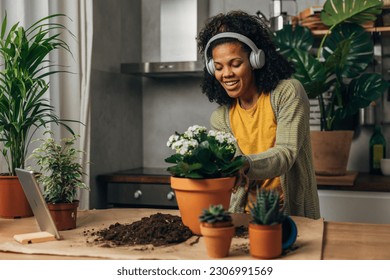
[0,0,93,209]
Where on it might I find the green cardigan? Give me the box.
[210,79,321,219]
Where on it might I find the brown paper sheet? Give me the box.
[0,208,323,259]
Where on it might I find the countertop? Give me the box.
[1,208,390,260]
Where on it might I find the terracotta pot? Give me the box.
[200,222,235,258]
[310,130,354,176]
[0,176,33,218]
[170,176,235,235]
[249,223,282,259]
[47,201,79,230]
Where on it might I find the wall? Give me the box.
[89,0,143,208]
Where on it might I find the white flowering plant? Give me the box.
[165,125,245,178]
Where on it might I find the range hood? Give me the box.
[121,0,209,77]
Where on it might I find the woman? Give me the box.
[197,11,320,219]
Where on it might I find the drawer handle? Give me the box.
[167,191,175,200]
[134,190,142,199]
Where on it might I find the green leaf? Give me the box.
[344,73,389,116]
[322,23,373,79]
[273,24,314,56]
[194,147,212,163]
[290,50,328,99]
[220,156,245,176]
[320,0,383,27]
[164,154,182,164]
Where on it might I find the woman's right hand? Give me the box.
[233,157,250,193]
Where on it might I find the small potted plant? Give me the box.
[199,204,235,258]
[248,188,286,259]
[28,133,89,230]
[165,125,245,235]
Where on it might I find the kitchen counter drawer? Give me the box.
[107,183,177,208]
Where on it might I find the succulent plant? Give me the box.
[199,204,232,224]
[249,188,286,226]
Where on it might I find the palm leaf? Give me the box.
[0,14,77,175]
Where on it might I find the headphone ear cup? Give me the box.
[249,49,265,69]
[206,58,216,75]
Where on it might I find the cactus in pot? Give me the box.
[248,188,286,259]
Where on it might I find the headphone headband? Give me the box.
[204,32,265,75]
[204,32,259,57]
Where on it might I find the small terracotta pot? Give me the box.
[170,176,235,235]
[200,222,235,258]
[0,176,33,218]
[47,200,79,230]
[249,223,282,259]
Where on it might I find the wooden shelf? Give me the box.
[317,172,390,192]
[311,26,390,36]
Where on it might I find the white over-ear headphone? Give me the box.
[204,32,265,75]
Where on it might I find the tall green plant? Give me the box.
[273,0,388,131]
[0,13,75,175]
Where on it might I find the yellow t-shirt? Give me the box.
[229,93,282,209]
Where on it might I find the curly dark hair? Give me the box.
[197,10,294,106]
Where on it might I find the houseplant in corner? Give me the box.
[165,125,245,235]
[248,188,286,259]
[0,14,75,218]
[199,204,235,258]
[28,133,89,230]
[273,0,388,175]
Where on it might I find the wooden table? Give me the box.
[1,209,390,260]
[322,221,390,259]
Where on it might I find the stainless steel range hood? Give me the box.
[121,0,209,77]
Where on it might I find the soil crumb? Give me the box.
[86,213,193,247]
[235,226,248,238]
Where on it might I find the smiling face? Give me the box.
[212,42,258,105]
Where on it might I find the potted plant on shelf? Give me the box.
[248,188,286,259]
[28,133,89,230]
[165,125,245,235]
[273,0,388,175]
[0,14,76,218]
[199,204,235,258]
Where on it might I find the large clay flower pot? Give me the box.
[0,176,33,218]
[310,130,354,176]
[249,223,282,259]
[170,176,235,235]
[200,222,235,258]
[47,200,79,230]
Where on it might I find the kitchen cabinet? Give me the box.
[99,168,390,224]
[317,173,390,224]
[98,168,177,208]
[318,189,390,224]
